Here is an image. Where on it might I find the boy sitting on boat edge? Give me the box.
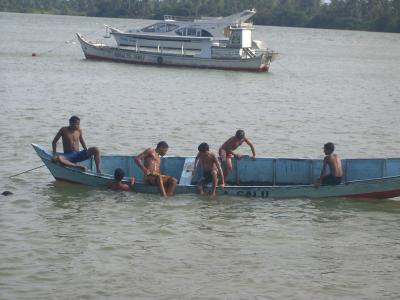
[315,142,343,188]
[52,115,102,174]
[134,141,177,197]
[194,142,225,196]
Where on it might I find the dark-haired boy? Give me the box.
[134,141,177,197]
[219,129,256,181]
[194,142,224,196]
[52,115,102,174]
[315,142,343,188]
[108,168,135,191]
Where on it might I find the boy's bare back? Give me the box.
[325,154,343,177]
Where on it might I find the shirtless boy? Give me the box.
[219,130,256,181]
[315,142,343,188]
[52,116,102,174]
[108,168,135,191]
[134,141,177,197]
[194,142,225,196]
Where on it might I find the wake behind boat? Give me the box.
[33,143,400,199]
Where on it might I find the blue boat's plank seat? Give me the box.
[178,158,196,185]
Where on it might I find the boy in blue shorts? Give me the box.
[52,116,102,174]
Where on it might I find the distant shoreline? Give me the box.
[1,7,399,34]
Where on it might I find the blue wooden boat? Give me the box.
[32,143,400,199]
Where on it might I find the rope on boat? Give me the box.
[275,59,303,79]
[32,27,105,57]
[8,165,45,178]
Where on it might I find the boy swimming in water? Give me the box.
[219,129,256,182]
[108,168,135,191]
[315,142,343,188]
[194,143,225,196]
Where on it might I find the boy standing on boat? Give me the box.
[194,143,225,196]
[134,141,177,197]
[219,130,256,182]
[108,168,135,191]
[52,116,102,174]
[315,142,343,188]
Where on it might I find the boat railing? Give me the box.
[164,15,196,22]
[230,22,254,29]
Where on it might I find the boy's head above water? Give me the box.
[324,142,335,155]
[114,168,125,182]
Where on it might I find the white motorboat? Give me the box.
[107,9,257,50]
[77,24,277,72]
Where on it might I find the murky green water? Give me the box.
[1,12,400,299]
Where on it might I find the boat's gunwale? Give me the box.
[32,143,400,189]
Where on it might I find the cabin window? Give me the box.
[201,30,212,37]
[175,28,185,36]
[175,27,203,36]
[230,31,241,45]
[142,23,169,33]
[166,24,179,32]
[187,28,197,36]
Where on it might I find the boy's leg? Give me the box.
[56,155,86,172]
[87,147,102,174]
[211,169,218,196]
[166,177,177,196]
[196,178,205,194]
[155,176,167,197]
[225,157,233,181]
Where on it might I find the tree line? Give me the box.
[1,0,399,33]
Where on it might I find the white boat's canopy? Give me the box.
[163,9,256,24]
[122,9,256,38]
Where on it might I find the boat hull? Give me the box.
[76,33,271,72]
[32,144,400,199]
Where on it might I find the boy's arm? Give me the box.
[134,149,150,175]
[314,158,327,188]
[318,157,328,182]
[52,128,63,158]
[79,129,88,150]
[128,177,136,190]
[244,137,256,160]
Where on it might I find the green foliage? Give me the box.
[0,0,399,32]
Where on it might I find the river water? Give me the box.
[1,12,400,299]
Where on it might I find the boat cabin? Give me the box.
[228,26,254,48]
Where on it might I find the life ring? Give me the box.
[157,56,163,64]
